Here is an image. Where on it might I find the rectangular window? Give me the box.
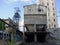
[54,19,55,21]
[52,3,54,6]
[53,8,54,10]
[47,3,49,5]
[28,9,31,13]
[53,13,55,16]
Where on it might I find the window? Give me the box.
[38,8,41,12]
[47,3,49,5]
[28,9,31,13]
[54,19,55,21]
[53,13,55,16]
[52,3,54,6]
[54,24,56,28]
[53,8,54,10]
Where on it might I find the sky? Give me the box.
[56,0,60,27]
[0,0,60,28]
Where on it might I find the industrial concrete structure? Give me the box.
[24,4,47,32]
[24,0,58,32]
[37,0,58,28]
[24,0,58,44]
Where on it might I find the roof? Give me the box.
[24,4,47,8]
[24,4,37,8]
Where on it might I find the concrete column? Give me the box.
[34,24,36,32]
[3,33,4,40]
[11,32,14,42]
[23,26,25,44]
[34,24,37,42]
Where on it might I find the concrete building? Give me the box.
[24,4,47,32]
[24,0,58,32]
[37,0,58,28]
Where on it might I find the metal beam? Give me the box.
[0,18,23,34]
[25,25,29,31]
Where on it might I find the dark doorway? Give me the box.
[37,32,47,43]
[25,32,34,43]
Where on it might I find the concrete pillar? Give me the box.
[23,26,25,44]
[34,24,37,42]
[3,33,4,40]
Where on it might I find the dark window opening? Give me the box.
[52,3,54,6]
[47,3,49,5]
[25,33,34,43]
[53,8,54,10]
[53,13,55,16]
[28,9,31,13]
[38,9,41,12]
[37,33,47,43]
[54,19,55,21]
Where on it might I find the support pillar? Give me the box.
[34,24,37,42]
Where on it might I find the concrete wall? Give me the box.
[24,4,47,32]
[38,0,58,28]
[24,4,47,15]
[24,0,58,29]
[25,15,47,24]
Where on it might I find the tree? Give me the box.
[0,21,5,30]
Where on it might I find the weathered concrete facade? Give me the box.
[24,0,58,32]
[38,0,58,28]
[24,4,47,32]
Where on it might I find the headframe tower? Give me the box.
[13,7,20,30]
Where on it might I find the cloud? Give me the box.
[19,20,24,26]
[19,20,24,32]
[20,0,31,2]
[5,0,18,4]
[5,0,32,4]
[20,0,35,4]
[36,0,40,4]
[20,0,39,4]
[4,0,37,4]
